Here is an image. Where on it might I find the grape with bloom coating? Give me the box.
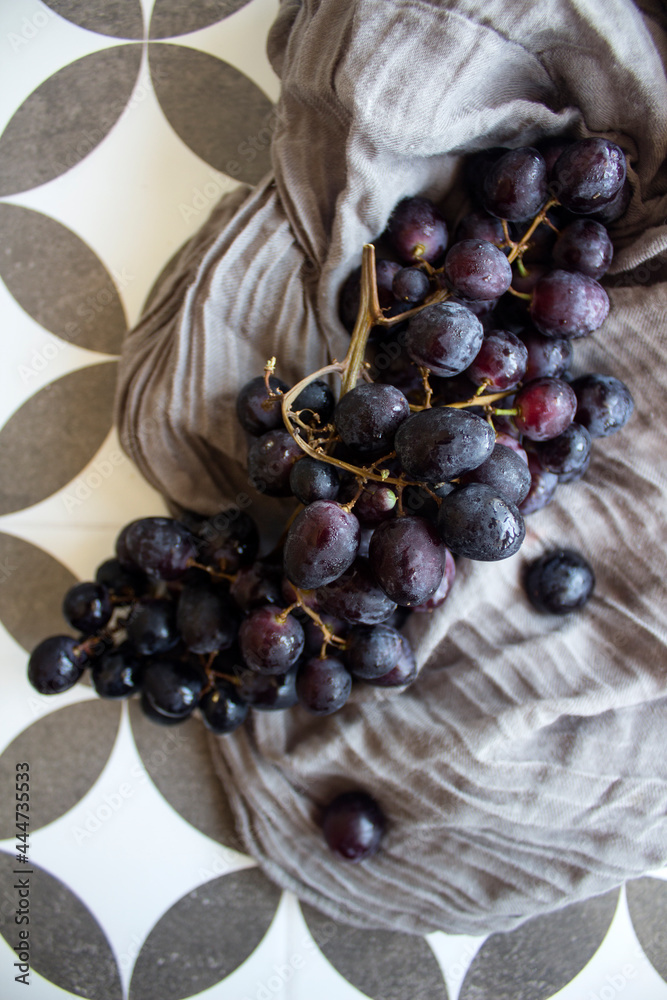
[535,422,591,476]
[239,605,304,675]
[483,146,548,221]
[524,549,595,614]
[121,517,197,580]
[551,138,626,214]
[296,656,352,715]
[346,623,407,679]
[518,452,559,514]
[283,501,360,589]
[412,548,456,612]
[395,406,495,482]
[177,577,237,654]
[521,330,572,381]
[316,558,397,625]
[369,516,445,606]
[247,429,303,496]
[392,266,430,303]
[236,375,289,436]
[386,196,448,263]
[571,373,634,437]
[438,483,525,561]
[467,329,528,390]
[290,456,340,505]
[514,377,577,441]
[334,383,410,454]
[406,301,484,377]
[530,270,609,339]
[444,239,513,301]
[552,219,613,279]
[461,443,532,505]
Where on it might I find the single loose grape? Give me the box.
[524,549,595,614]
[322,790,386,862]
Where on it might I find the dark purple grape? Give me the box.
[340,260,402,331]
[95,558,148,601]
[402,484,440,521]
[518,452,559,515]
[369,516,445,606]
[184,509,259,573]
[338,478,397,525]
[521,330,572,381]
[142,658,204,719]
[460,443,532,505]
[366,641,418,687]
[483,147,548,221]
[571,373,634,437]
[230,560,282,612]
[290,456,340,505]
[386,197,448,264]
[115,520,138,569]
[495,432,528,463]
[535,422,591,476]
[296,656,352,715]
[235,663,299,711]
[551,138,626,214]
[592,177,631,224]
[558,453,591,483]
[346,623,407,679]
[199,681,248,734]
[467,329,528,390]
[122,517,197,580]
[239,605,304,675]
[392,266,430,304]
[375,259,403,306]
[552,219,613,279]
[524,549,595,614]
[455,210,506,245]
[236,375,290,436]
[465,147,507,201]
[91,644,142,699]
[126,598,179,656]
[406,301,484,377]
[247,429,303,497]
[322,790,386,862]
[334,383,410,455]
[293,379,336,426]
[395,407,495,482]
[444,239,513,300]
[283,501,360,589]
[412,548,456,612]
[514,377,577,441]
[62,582,112,634]
[315,558,397,625]
[140,691,188,725]
[539,137,570,175]
[177,579,237,654]
[530,270,609,339]
[438,484,525,561]
[28,636,88,694]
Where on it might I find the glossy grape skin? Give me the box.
[438,483,525,561]
[514,377,577,441]
[283,501,360,589]
[552,219,613,279]
[235,663,299,711]
[518,452,559,515]
[95,558,148,601]
[524,549,595,614]
[199,681,248,734]
[230,560,282,612]
[247,429,303,497]
[592,177,631,224]
[296,656,352,715]
[239,605,304,675]
[126,599,180,656]
[91,644,142,699]
[444,239,513,301]
[551,138,626,214]
[183,509,259,573]
[177,578,237,655]
[395,407,495,482]
[290,456,340,505]
[293,379,336,426]
[535,422,591,476]
[28,636,88,694]
[369,516,445,606]
[236,375,290,436]
[455,209,506,245]
[521,330,573,381]
[142,658,204,719]
[62,582,112,634]
[406,301,484,377]
[121,517,197,580]
[392,266,430,303]
[334,383,410,455]
[483,146,548,221]
[467,329,528,390]
[571,373,634,437]
[140,691,188,725]
[386,197,448,263]
[322,790,386,862]
[412,548,456,612]
[315,558,397,625]
[530,270,609,339]
[346,623,406,679]
[460,443,532,505]
[366,639,418,687]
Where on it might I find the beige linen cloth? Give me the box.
[116,0,667,934]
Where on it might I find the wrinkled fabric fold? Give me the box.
[117,0,667,933]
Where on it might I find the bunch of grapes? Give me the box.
[27,137,633,797]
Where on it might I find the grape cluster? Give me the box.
[27,135,635,860]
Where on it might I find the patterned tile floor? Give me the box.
[0,1,666,998]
